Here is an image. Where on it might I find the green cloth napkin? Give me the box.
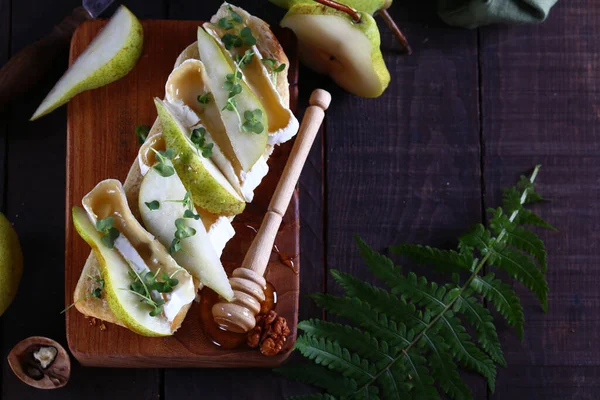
[437,0,559,28]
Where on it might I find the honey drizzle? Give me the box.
[245,225,298,274]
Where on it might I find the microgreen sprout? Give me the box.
[197,92,212,104]
[61,274,104,313]
[151,147,176,177]
[96,216,120,248]
[170,218,197,255]
[242,109,265,134]
[190,127,214,158]
[262,58,286,73]
[218,5,243,30]
[136,125,151,144]
[240,27,256,46]
[125,263,181,317]
[145,200,160,210]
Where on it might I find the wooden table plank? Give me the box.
[323,3,486,398]
[479,0,600,398]
[0,1,165,398]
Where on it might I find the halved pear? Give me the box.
[205,4,299,145]
[155,98,245,216]
[31,6,143,120]
[281,4,390,98]
[196,27,268,171]
[139,164,234,301]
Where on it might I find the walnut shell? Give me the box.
[7,336,70,389]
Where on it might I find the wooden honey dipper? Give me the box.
[212,89,331,333]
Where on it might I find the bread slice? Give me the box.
[72,10,293,328]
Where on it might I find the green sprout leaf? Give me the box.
[190,127,214,158]
[145,200,160,210]
[222,32,243,50]
[218,17,234,30]
[184,209,201,220]
[242,109,264,134]
[197,92,212,104]
[240,26,256,46]
[151,148,176,177]
[135,125,150,144]
[95,217,120,249]
[262,58,286,73]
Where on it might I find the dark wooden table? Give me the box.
[0,0,597,398]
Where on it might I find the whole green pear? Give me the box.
[0,213,23,316]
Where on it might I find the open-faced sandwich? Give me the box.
[70,3,299,336]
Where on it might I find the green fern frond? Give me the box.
[487,246,548,311]
[355,236,403,282]
[280,166,553,399]
[434,313,497,390]
[388,272,459,313]
[298,319,394,365]
[295,335,376,385]
[310,294,413,349]
[324,272,428,333]
[276,363,356,397]
[518,208,557,231]
[390,244,473,273]
[455,294,505,366]
[424,336,472,400]
[470,274,524,338]
[490,209,548,272]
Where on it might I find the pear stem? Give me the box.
[377,9,412,55]
[313,0,412,55]
[313,0,361,22]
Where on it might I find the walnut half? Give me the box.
[7,336,71,389]
[247,310,291,356]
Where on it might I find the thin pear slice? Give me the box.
[155,98,245,216]
[165,59,243,178]
[72,206,194,337]
[31,6,143,120]
[197,27,268,171]
[281,5,389,98]
[139,163,234,301]
[206,4,299,144]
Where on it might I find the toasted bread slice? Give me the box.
[72,12,292,329]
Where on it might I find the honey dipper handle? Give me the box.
[242,89,331,275]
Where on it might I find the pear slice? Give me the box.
[204,8,299,145]
[155,98,245,216]
[196,27,268,171]
[281,5,390,98]
[139,163,234,301]
[31,6,143,120]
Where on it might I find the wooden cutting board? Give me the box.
[65,20,300,368]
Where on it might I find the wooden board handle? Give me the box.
[0,7,90,109]
[242,89,331,276]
